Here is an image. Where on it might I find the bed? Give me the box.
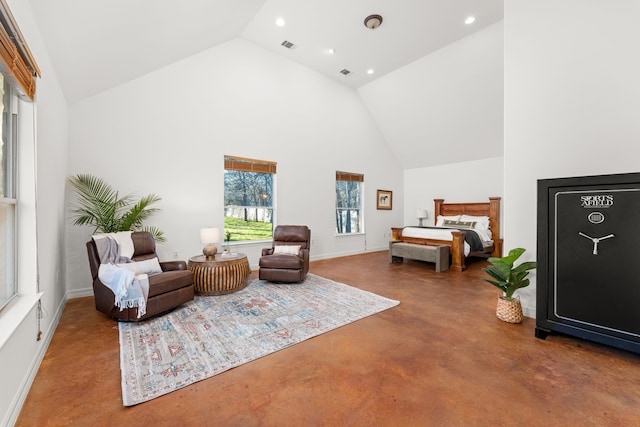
[391,197,503,272]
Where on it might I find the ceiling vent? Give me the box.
[339,69,351,76]
[281,40,295,49]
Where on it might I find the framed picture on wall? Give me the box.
[377,190,392,210]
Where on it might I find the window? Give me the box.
[0,0,41,346]
[0,75,17,310]
[336,171,364,234]
[224,156,276,242]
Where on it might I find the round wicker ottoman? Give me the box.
[188,253,250,296]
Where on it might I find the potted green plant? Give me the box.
[67,173,165,242]
[482,247,536,323]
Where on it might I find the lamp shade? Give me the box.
[416,209,428,219]
[200,227,220,244]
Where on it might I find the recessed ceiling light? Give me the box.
[326,48,335,55]
[367,69,374,75]
[275,17,285,27]
[464,16,476,25]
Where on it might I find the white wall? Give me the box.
[358,20,503,170]
[66,38,404,294]
[504,0,640,316]
[404,157,504,227]
[0,0,69,425]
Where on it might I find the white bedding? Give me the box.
[400,227,493,256]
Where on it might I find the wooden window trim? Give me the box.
[224,155,277,174]
[336,171,364,182]
[0,0,40,100]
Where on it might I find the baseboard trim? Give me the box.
[66,287,93,299]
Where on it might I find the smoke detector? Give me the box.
[364,14,383,29]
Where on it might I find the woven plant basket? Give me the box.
[496,296,523,323]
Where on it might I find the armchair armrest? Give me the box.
[160,260,188,271]
[262,248,274,256]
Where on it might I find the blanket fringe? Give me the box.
[117,297,147,318]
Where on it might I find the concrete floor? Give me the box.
[16,251,640,426]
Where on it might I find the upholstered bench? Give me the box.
[389,241,450,272]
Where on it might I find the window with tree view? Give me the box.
[224,156,276,242]
[336,171,364,234]
[0,75,18,310]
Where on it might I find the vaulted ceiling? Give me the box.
[28,0,504,169]
[28,0,502,104]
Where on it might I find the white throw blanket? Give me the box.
[93,233,150,319]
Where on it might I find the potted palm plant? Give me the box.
[482,247,536,323]
[67,173,165,242]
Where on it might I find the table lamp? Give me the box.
[200,227,220,259]
[416,209,428,227]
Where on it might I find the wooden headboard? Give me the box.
[434,197,501,246]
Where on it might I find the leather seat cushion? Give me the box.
[148,269,194,297]
[259,255,304,270]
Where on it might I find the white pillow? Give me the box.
[460,215,491,230]
[474,229,494,243]
[436,215,460,227]
[273,245,301,256]
[117,257,163,275]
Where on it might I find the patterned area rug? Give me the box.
[118,273,399,406]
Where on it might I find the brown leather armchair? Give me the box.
[87,231,194,321]
[259,225,311,283]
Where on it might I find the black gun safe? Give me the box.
[536,172,640,354]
